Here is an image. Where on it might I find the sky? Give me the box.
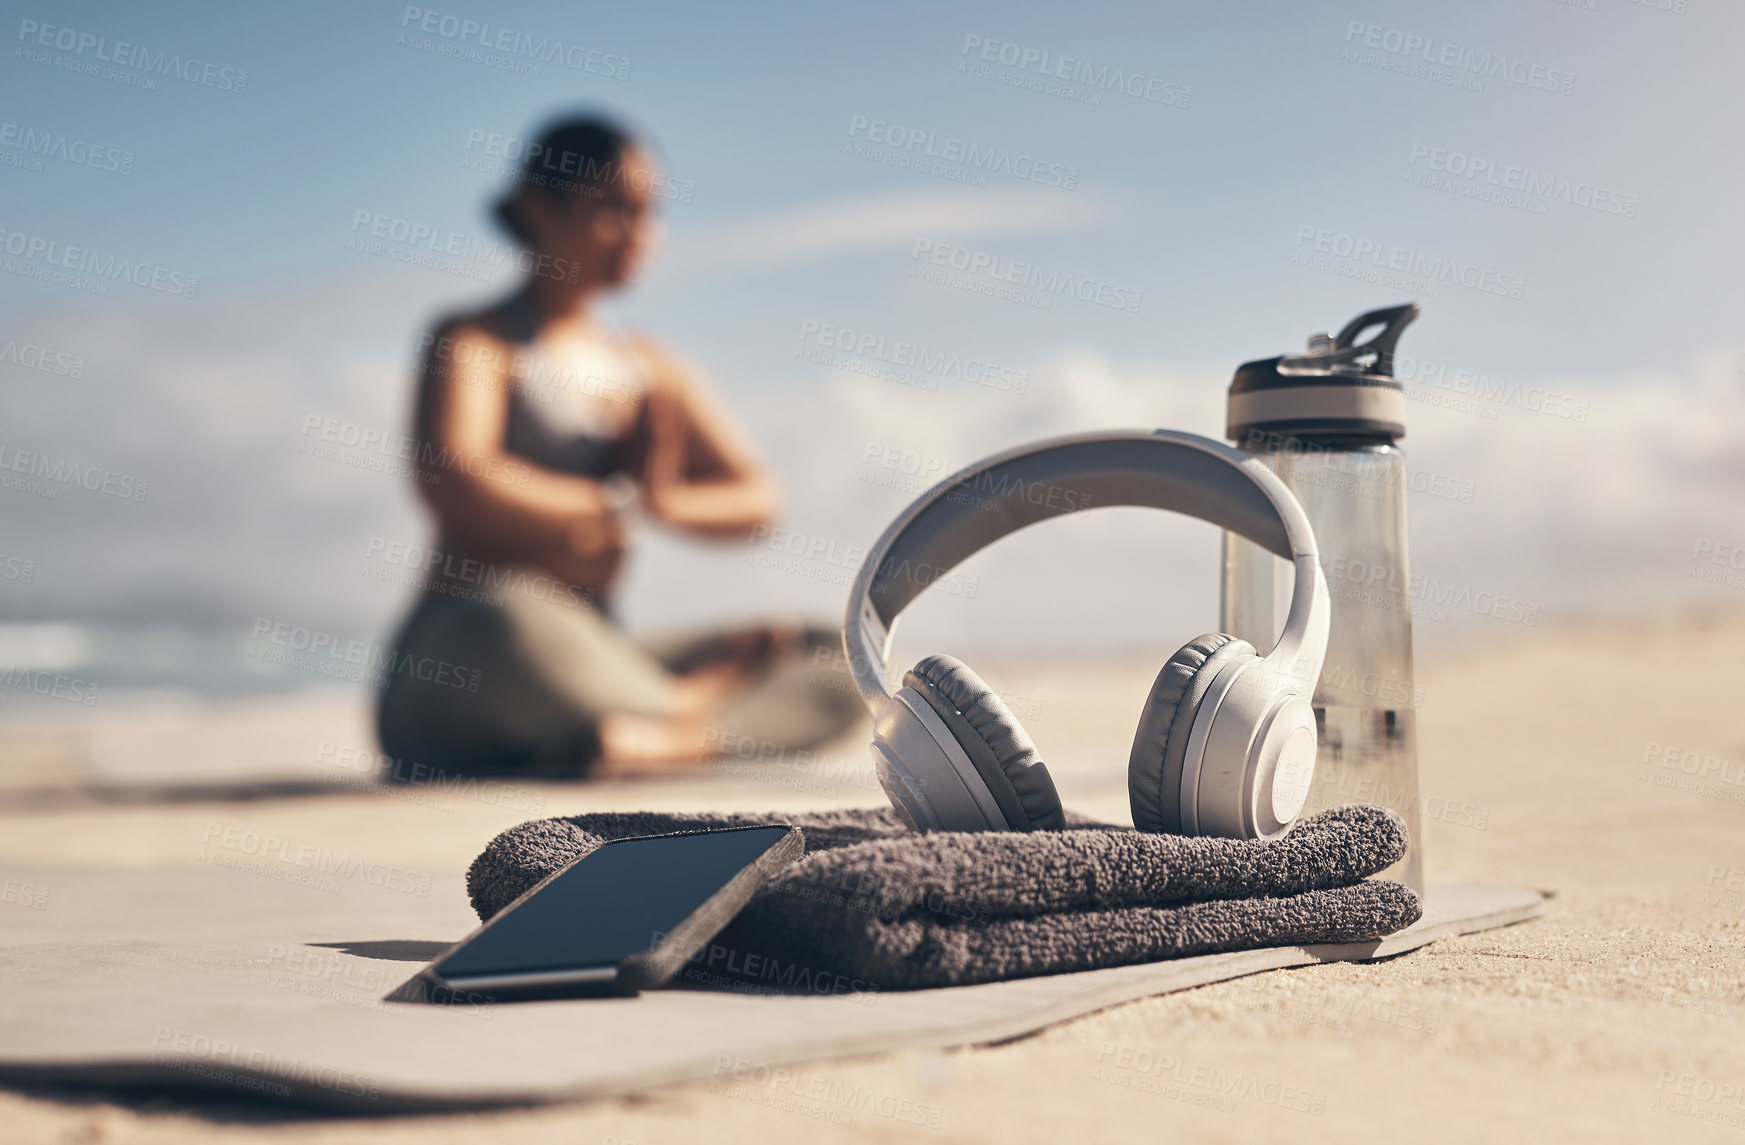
[2,0,1743,700]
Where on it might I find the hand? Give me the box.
[639,380,690,520]
[548,502,626,588]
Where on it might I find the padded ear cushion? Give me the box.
[1128,633,1257,834]
[903,654,1066,832]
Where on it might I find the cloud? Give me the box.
[659,186,1116,274]
[0,270,447,632]
[621,345,1745,654]
[6,256,1740,674]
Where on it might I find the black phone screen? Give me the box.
[432,826,792,982]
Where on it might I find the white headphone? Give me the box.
[842,429,1331,840]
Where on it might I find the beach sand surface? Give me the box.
[1,608,1743,1143]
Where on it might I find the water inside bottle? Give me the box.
[1221,442,1426,895]
[1303,704,1424,891]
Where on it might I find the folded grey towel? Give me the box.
[467,804,1420,990]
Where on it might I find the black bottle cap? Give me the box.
[1227,304,1420,446]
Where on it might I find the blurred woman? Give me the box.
[376,114,861,780]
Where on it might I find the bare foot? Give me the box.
[591,711,721,778]
[670,623,801,709]
[588,624,805,779]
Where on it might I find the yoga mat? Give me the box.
[0,863,1541,1112]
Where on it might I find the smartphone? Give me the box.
[423,824,801,999]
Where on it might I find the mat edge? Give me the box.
[0,882,1545,1113]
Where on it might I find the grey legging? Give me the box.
[375,578,865,779]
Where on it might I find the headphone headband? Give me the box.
[843,429,1329,703]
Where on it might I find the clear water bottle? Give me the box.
[1220,304,1425,893]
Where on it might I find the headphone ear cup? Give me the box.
[903,654,1065,831]
[1129,633,1256,834]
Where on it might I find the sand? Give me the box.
[2,607,1743,1143]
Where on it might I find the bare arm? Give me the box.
[629,337,781,539]
[414,322,623,582]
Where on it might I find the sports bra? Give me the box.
[502,330,650,478]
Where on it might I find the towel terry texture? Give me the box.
[466,804,1420,991]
